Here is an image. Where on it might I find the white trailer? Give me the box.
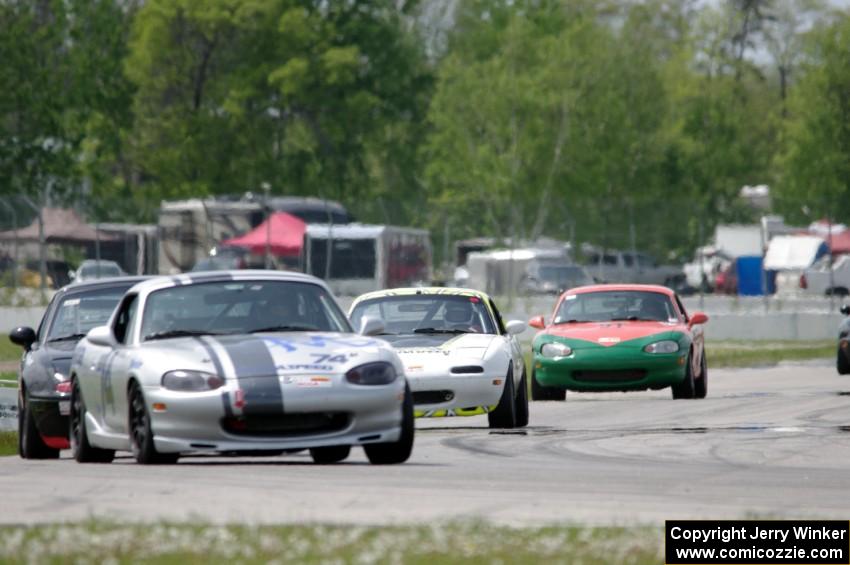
[303,224,432,296]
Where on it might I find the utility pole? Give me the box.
[20,195,46,294]
[443,217,450,283]
[0,200,19,291]
[262,182,272,269]
[828,212,835,312]
[698,216,705,311]
[323,195,333,281]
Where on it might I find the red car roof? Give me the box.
[564,284,675,296]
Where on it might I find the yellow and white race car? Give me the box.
[349,288,528,429]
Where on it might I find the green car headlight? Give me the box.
[643,340,679,354]
[541,342,572,358]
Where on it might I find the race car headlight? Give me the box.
[345,362,398,385]
[161,370,224,391]
[643,340,679,354]
[541,342,572,358]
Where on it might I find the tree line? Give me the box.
[1,0,848,265]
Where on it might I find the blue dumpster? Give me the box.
[736,255,772,295]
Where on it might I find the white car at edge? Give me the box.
[69,270,412,465]
[349,287,528,429]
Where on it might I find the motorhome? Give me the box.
[157,196,353,274]
[157,199,262,274]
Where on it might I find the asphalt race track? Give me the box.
[2,362,849,526]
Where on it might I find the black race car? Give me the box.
[10,276,148,458]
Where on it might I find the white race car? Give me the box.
[69,270,412,465]
[349,288,528,428]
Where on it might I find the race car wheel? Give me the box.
[70,378,114,463]
[488,367,517,429]
[837,347,850,375]
[310,445,351,464]
[530,369,566,401]
[365,383,414,464]
[671,353,696,399]
[514,368,529,428]
[19,387,59,460]
[694,352,708,399]
[128,380,178,465]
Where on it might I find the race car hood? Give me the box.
[43,340,78,378]
[381,332,496,361]
[540,321,685,349]
[132,332,396,378]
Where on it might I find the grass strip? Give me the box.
[0,336,21,362]
[707,340,834,368]
[0,521,662,564]
[0,371,18,387]
[0,431,16,456]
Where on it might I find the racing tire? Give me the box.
[19,387,60,460]
[514,368,529,428]
[838,348,850,375]
[671,353,696,399]
[70,378,114,463]
[310,445,351,464]
[364,383,414,464]
[530,369,566,401]
[694,352,708,399]
[128,380,178,465]
[488,367,517,429]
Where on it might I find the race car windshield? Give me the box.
[554,291,678,324]
[140,280,351,340]
[47,286,135,342]
[350,295,497,335]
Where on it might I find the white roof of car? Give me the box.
[126,270,330,294]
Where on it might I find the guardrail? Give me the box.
[0,388,17,432]
[0,295,844,341]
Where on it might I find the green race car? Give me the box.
[529,284,709,400]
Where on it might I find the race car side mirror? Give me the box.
[358,316,385,337]
[690,312,709,325]
[86,325,117,348]
[841,305,850,316]
[505,320,526,335]
[528,315,546,330]
[9,326,36,350]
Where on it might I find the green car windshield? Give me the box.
[554,291,678,324]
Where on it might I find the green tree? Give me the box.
[776,13,850,223]
[125,0,431,224]
[0,0,79,210]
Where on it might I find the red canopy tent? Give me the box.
[825,230,850,255]
[221,211,306,257]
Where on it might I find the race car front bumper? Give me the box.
[534,348,688,392]
[408,373,504,417]
[28,393,70,448]
[139,377,406,454]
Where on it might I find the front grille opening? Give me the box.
[413,390,454,405]
[450,365,484,374]
[573,369,647,383]
[222,412,349,437]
